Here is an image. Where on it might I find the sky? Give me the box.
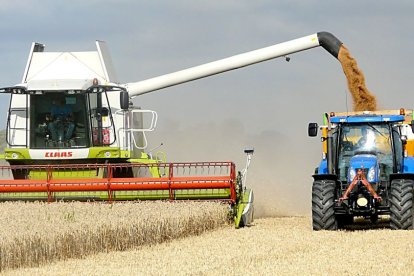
[1,0,414,215]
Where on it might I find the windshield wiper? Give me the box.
[367,123,388,139]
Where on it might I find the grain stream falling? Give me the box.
[0,201,229,272]
[338,45,377,111]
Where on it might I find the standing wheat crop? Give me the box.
[0,201,229,272]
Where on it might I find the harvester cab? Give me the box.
[1,41,157,166]
[309,109,414,230]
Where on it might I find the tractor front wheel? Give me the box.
[312,180,337,230]
[390,179,414,230]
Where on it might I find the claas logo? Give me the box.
[45,152,73,158]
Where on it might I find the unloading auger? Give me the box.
[0,32,343,227]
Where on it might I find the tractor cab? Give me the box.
[313,113,406,180]
[335,122,401,183]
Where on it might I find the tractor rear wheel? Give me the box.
[312,180,337,230]
[390,179,414,230]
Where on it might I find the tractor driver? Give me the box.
[355,127,376,151]
[47,97,75,141]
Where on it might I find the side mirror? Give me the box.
[120,91,129,110]
[308,123,318,137]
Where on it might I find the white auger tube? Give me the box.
[124,32,342,97]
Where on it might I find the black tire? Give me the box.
[312,180,337,230]
[390,179,414,230]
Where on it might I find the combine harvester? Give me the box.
[309,109,414,230]
[0,32,344,227]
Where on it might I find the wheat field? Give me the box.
[0,201,229,273]
[2,210,414,275]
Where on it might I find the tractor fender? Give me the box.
[402,156,414,173]
[318,160,328,174]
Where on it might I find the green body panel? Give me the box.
[2,148,162,178]
[29,169,100,179]
[0,189,231,202]
[2,147,130,161]
[234,189,252,228]
[128,151,168,178]
[87,147,122,159]
[3,148,31,160]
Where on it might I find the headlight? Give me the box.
[349,167,356,181]
[367,166,376,182]
[357,196,368,207]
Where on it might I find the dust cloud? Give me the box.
[338,45,377,111]
[148,118,318,217]
[135,43,380,218]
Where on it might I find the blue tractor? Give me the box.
[309,110,414,230]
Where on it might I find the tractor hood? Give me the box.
[348,154,378,183]
[350,154,377,169]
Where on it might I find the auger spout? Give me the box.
[124,32,343,97]
[317,31,343,59]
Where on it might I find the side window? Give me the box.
[8,108,28,147]
[337,126,351,181]
[88,92,116,146]
[30,95,50,148]
[392,126,403,173]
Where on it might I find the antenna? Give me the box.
[242,148,254,188]
[344,88,349,115]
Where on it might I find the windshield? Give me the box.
[30,93,89,149]
[337,123,393,181]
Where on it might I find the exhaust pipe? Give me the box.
[325,112,335,175]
